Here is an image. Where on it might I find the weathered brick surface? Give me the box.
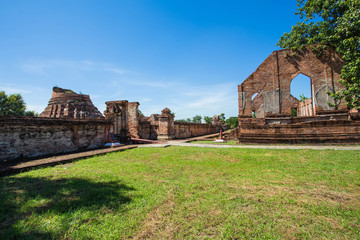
[238,119,360,143]
[138,117,159,140]
[109,105,220,140]
[174,122,219,139]
[40,87,103,119]
[0,116,111,162]
[238,46,346,117]
[104,100,140,142]
[157,108,175,140]
[127,102,140,138]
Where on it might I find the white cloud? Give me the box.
[15,59,239,120]
[27,105,46,113]
[21,60,136,76]
[0,86,31,94]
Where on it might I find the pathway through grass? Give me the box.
[1,147,359,239]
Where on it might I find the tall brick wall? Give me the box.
[238,45,346,117]
[127,102,140,138]
[0,116,111,162]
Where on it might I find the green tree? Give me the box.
[138,109,145,117]
[24,110,39,117]
[0,91,38,116]
[278,0,360,110]
[0,91,26,116]
[203,116,212,124]
[299,94,309,102]
[192,115,202,123]
[176,119,187,123]
[225,117,239,129]
[219,113,226,122]
[186,118,191,123]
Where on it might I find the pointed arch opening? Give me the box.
[251,93,258,101]
[290,73,312,100]
[290,73,314,116]
[250,92,264,118]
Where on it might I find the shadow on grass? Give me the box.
[0,176,135,239]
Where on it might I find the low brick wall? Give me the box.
[138,121,158,140]
[0,116,111,162]
[238,119,360,143]
[174,122,219,139]
[138,121,219,140]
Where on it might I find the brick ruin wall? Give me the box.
[237,117,360,144]
[0,116,111,162]
[105,102,220,141]
[138,120,158,140]
[138,121,219,140]
[238,45,346,118]
[236,45,360,143]
[174,122,218,139]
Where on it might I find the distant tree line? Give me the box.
[0,91,38,117]
[176,113,239,129]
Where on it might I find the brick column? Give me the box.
[104,101,130,142]
[157,108,175,140]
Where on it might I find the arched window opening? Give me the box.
[291,73,314,117]
[290,73,312,101]
[251,93,258,101]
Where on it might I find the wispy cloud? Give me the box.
[15,59,239,119]
[159,82,238,119]
[186,93,236,108]
[0,86,31,94]
[21,60,137,76]
[27,105,46,113]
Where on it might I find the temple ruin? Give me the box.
[104,101,220,142]
[1,44,360,162]
[1,88,220,161]
[238,45,346,118]
[39,87,104,119]
[236,45,360,143]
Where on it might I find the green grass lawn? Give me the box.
[1,147,359,239]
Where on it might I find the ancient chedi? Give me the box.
[39,87,104,119]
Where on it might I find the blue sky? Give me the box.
[0,0,311,119]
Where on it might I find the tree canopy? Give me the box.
[278,0,360,110]
[225,117,239,129]
[0,91,38,116]
[192,115,202,123]
[203,116,212,124]
[0,91,26,116]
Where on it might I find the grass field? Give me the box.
[0,146,359,239]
